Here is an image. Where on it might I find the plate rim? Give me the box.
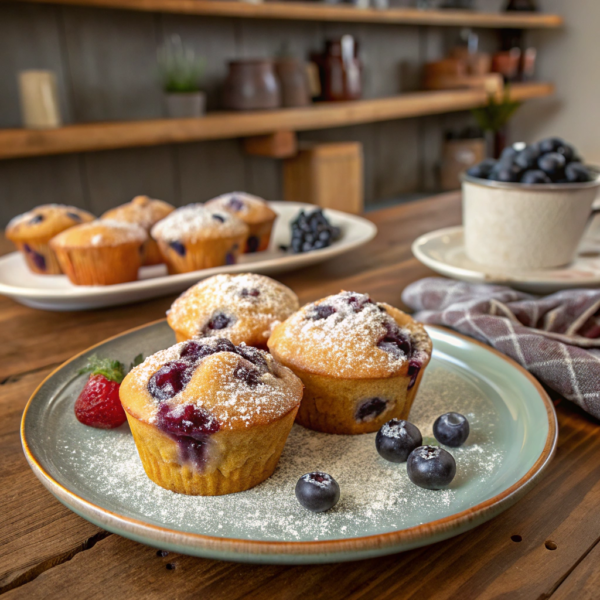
[412,225,600,288]
[0,202,377,301]
[21,320,558,558]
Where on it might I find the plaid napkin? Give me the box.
[402,277,600,420]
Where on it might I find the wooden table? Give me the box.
[2,192,599,599]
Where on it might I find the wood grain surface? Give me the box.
[2,193,600,599]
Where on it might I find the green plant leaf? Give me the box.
[470,87,522,132]
[129,354,144,371]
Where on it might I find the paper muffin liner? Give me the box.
[53,243,143,285]
[157,233,247,274]
[15,240,63,275]
[287,365,429,435]
[245,218,276,253]
[126,407,299,496]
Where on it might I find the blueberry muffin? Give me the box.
[268,291,432,435]
[6,205,95,274]
[120,338,303,495]
[167,273,299,349]
[50,220,147,285]
[151,204,249,274]
[101,195,175,266]
[205,192,277,253]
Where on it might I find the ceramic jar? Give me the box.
[275,59,310,108]
[315,36,362,102]
[223,60,281,110]
[461,170,600,270]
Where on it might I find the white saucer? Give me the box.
[412,223,600,294]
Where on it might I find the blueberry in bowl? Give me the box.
[280,208,342,254]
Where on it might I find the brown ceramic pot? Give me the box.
[314,36,362,102]
[223,59,281,111]
[275,59,310,108]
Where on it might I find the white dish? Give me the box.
[412,224,600,294]
[0,202,376,311]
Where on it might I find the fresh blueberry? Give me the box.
[376,419,422,463]
[206,313,231,330]
[433,412,470,447]
[466,158,497,179]
[407,446,456,490]
[169,241,186,256]
[295,472,340,512]
[148,361,193,401]
[556,143,576,163]
[488,164,521,183]
[499,146,519,162]
[520,169,551,184]
[565,162,592,183]
[246,235,260,253]
[514,145,540,171]
[355,397,388,423]
[537,137,565,154]
[538,152,566,181]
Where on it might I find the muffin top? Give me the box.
[50,219,148,249]
[268,291,432,379]
[168,273,300,347]
[120,337,303,431]
[6,204,95,243]
[101,195,175,232]
[205,192,277,225]
[151,203,248,242]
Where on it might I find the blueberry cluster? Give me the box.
[467,137,593,184]
[294,410,471,511]
[282,208,342,254]
[374,411,470,490]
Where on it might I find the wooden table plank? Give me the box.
[0,370,103,593]
[551,539,600,600]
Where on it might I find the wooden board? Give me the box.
[4,194,600,599]
[0,83,555,160]
[13,0,564,29]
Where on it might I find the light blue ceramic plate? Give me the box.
[22,322,557,564]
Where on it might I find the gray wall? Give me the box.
[0,0,555,225]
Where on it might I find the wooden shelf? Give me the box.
[16,0,563,28]
[0,82,554,160]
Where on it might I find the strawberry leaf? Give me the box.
[78,355,126,384]
[129,353,144,371]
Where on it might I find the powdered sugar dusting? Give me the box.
[151,204,247,242]
[54,358,508,542]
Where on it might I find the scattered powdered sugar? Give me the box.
[54,359,507,542]
[151,204,247,242]
[205,192,268,216]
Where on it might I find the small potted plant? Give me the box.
[470,88,521,158]
[158,35,205,119]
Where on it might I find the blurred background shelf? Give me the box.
[0,82,554,160]
[14,0,563,28]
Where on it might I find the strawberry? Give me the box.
[74,354,142,429]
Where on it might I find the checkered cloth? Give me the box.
[402,278,600,420]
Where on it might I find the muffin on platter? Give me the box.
[205,192,277,253]
[101,195,175,266]
[120,337,304,496]
[6,204,95,275]
[50,220,147,285]
[167,273,299,348]
[151,204,248,274]
[268,291,432,435]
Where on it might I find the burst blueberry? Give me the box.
[355,398,388,423]
[295,472,340,512]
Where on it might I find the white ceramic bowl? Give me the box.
[461,168,600,270]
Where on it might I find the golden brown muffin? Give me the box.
[120,337,303,496]
[205,192,277,253]
[101,195,174,266]
[6,204,95,274]
[167,273,299,349]
[151,204,248,274]
[268,291,432,435]
[50,220,147,285]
